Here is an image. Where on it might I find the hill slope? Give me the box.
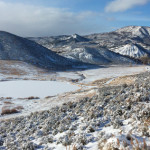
[62,47,135,65]
[111,44,148,58]
[0,31,79,70]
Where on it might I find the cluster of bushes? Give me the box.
[140,56,150,64]
[1,106,24,115]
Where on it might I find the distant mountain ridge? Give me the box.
[0,26,149,70]
[29,26,150,65]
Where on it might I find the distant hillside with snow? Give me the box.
[0,31,82,70]
[111,44,148,58]
[29,26,150,65]
[0,26,150,69]
[62,47,135,65]
[116,26,150,38]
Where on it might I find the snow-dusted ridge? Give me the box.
[112,44,148,58]
[29,25,150,64]
[116,26,150,38]
[63,47,135,65]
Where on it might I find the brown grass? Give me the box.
[143,139,147,150]
[117,138,120,147]
[1,105,24,115]
[26,96,40,100]
[18,96,40,100]
[45,96,54,99]
[144,118,150,125]
[91,78,110,86]
[1,106,19,115]
[3,101,14,104]
[108,76,136,86]
[72,145,77,150]
[65,145,77,150]
[5,97,13,99]
[15,106,24,110]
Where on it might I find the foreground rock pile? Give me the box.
[0,72,150,150]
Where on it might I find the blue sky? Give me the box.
[0,0,150,36]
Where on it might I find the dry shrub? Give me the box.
[45,96,53,99]
[5,97,12,99]
[72,145,77,150]
[117,138,120,146]
[65,145,77,150]
[1,106,19,115]
[140,56,150,64]
[4,101,14,104]
[144,118,150,125]
[26,96,40,100]
[135,139,139,149]
[15,106,24,110]
[1,105,24,115]
[130,138,134,146]
[143,139,147,150]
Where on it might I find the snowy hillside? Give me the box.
[0,31,79,70]
[29,26,150,64]
[112,44,148,58]
[0,66,149,150]
[116,26,150,38]
[63,47,135,65]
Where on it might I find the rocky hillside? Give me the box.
[29,26,150,64]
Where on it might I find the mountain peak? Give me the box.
[69,34,89,42]
[71,34,79,39]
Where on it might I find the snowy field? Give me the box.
[0,80,80,119]
[0,65,149,119]
[0,65,150,150]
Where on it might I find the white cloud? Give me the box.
[0,1,104,36]
[105,0,149,12]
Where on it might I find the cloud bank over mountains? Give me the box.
[0,0,149,36]
[0,1,103,36]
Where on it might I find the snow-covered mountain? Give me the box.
[0,31,81,70]
[0,26,149,70]
[29,26,150,64]
[28,34,90,50]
